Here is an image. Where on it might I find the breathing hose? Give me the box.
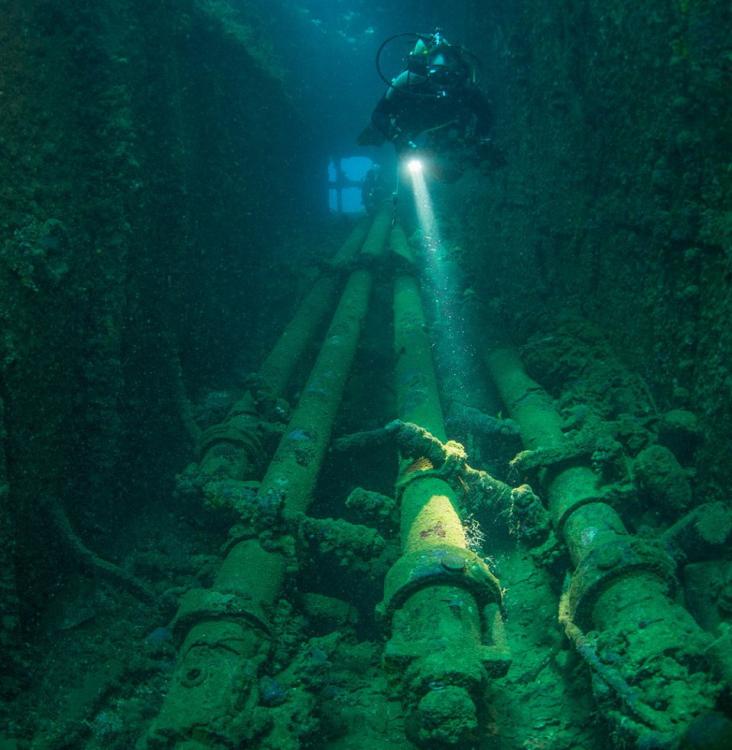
[375,32,482,92]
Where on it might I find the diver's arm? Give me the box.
[359,81,411,148]
[371,94,413,150]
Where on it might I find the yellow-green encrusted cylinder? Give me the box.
[401,477,467,553]
[383,232,506,748]
[145,210,390,749]
[483,343,718,746]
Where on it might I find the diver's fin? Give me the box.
[357,124,386,147]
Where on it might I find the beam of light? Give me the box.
[407,159,439,254]
[407,159,480,420]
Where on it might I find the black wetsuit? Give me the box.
[370,80,493,154]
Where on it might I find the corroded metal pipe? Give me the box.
[483,345,718,747]
[191,218,371,496]
[259,217,371,394]
[380,224,508,748]
[144,206,391,749]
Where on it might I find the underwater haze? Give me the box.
[1,1,731,749]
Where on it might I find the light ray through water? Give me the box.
[406,161,480,419]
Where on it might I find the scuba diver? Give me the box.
[358,30,495,180]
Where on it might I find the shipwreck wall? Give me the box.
[0,0,309,653]
[454,0,732,496]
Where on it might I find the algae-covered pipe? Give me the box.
[381,224,507,748]
[194,217,371,491]
[259,216,371,394]
[483,345,718,747]
[144,205,392,750]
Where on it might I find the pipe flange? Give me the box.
[396,465,439,494]
[568,537,676,629]
[221,525,259,556]
[379,545,502,622]
[171,587,270,646]
[554,493,607,539]
[396,466,465,506]
[226,389,263,419]
[198,417,264,462]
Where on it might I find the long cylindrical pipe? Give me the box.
[381,225,507,748]
[194,218,371,490]
[145,206,392,749]
[259,217,371,394]
[484,344,718,747]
